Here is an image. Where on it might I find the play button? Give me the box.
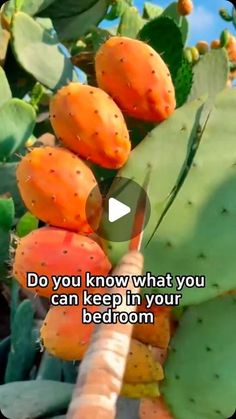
[86,176,151,243]
[108,198,131,223]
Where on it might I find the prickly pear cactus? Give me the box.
[142,88,236,305]
[162,295,236,419]
[106,96,206,264]
[1,1,236,418]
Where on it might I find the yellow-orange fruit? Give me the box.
[177,0,193,16]
[226,36,236,62]
[190,46,200,63]
[50,83,131,169]
[211,39,220,49]
[123,339,164,384]
[40,305,97,360]
[16,146,102,234]
[95,37,176,123]
[133,309,171,349]
[196,41,209,55]
[13,227,111,298]
[121,382,160,399]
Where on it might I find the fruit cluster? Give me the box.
[13,36,176,388]
[183,29,236,89]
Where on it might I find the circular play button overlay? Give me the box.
[87,177,151,242]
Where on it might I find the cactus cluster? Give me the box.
[10,32,176,399]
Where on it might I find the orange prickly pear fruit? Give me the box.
[196,41,209,55]
[139,397,173,419]
[40,304,97,360]
[211,39,220,49]
[16,146,102,234]
[13,226,111,298]
[123,339,164,384]
[177,0,193,16]
[132,308,171,349]
[95,37,176,123]
[49,83,131,169]
[226,36,236,62]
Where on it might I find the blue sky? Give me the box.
[129,0,235,45]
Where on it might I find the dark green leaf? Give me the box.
[118,6,144,38]
[0,98,36,161]
[139,16,183,79]
[0,67,12,107]
[0,380,73,419]
[143,2,163,19]
[5,300,37,382]
[12,12,76,90]
[174,56,193,107]
[16,212,39,237]
[162,2,188,45]
[0,197,14,231]
[0,162,25,217]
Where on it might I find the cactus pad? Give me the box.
[162,295,236,419]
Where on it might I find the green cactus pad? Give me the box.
[219,8,233,22]
[118,6,144,38]
[0,68,12,108]
[20,0,56,15]
[0,380,73,419]
[41,0,108,41]
[4,48,35,99]
[0,196,14,231]
[10,280,20,328]
[105,97,206,265]
[174,56,193,108]
[37,353,63,381]
[143,2,163,19]
[139,16,183,79]
[11,12,76,90]
[0,98,35,161]
[39,0,99,19]
[233,7,236,29]
[0,24,10,65]
[162,2,189,45]
[0,337,10,383]
[0,197,13,277]
[16,212,39,237]
[0,229,10,278]
[62,361,78,384]
[105,0,132,21]
[162,295,236,419]
[91,28,111,53]
[1,0,56,19]
[188,49,229,102]
[5,300,37,382]
[143,88,236,305]
[0,162,25,217]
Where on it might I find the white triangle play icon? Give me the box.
[108,197,131,223]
